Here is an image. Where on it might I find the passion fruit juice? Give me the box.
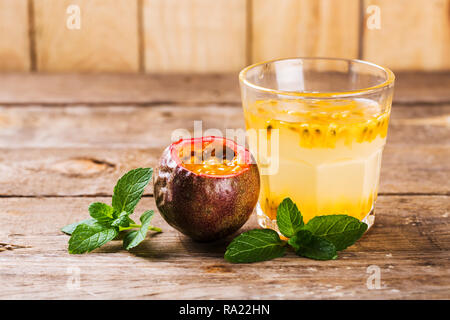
[244,98,390,228]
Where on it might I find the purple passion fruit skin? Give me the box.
[153,137,260,242]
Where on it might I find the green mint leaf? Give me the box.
[61,218,97,235]
[123,210,154,250]
[68,223,118,254]
[89,202,114,225]
[111,168,153,214]
[288,229,337,260]
[304,215,368,251]
[276,197,304,238]
[111,211,131,228]
[224,229,286,263]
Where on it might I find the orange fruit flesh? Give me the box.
[178,141,249,176]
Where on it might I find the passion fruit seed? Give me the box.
[247,99,390,148]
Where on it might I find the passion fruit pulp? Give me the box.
[153,136,260,242]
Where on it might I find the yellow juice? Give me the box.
[244,98,390,226]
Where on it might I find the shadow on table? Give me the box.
[95,229,238,261]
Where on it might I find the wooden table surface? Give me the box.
[0,73,448,299]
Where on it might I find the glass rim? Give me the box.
[239,57,395,98]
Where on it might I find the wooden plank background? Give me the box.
[0,0,449,72]
[0,0,30,71]
[0,73,448,299]
[143,0,247,73]
[0,104,448,197]
[363,0,450,71]
[1,196,448,299]
[251,0,360,62]
[33,0,139,72]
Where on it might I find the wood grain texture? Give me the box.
[143,0,247,73]
[0,144,447,197]
[34,0,139,72]
[0,104,448,196]
[252,0,360,62]
[0,196,448,299]
[0,73,241,105]
[0,0,30,71]
[0,105,448,148]
[0,73,448,300]
[393,72,450,104]
[363,0,450,71]
[0,72,449,105]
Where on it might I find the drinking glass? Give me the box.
[239,57,395,231]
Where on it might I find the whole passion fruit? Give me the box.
[153,136,260,242]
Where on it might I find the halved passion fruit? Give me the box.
[153,136,260,242]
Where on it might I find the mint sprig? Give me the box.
[224,229,286,263]
[88,202,114,225]
[68,223,119,254]
[303,215,368,251]
[112,168,153,214]
[62,168,162,254]
[276,198,303,238]
[288,229,337,260]
[123,210,155,250]
[61,218,96,235]
[224,197,367,263]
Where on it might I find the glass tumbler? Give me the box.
[239,57,395,231]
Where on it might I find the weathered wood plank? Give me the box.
[33,0,139,72]
[252,0,360,62]
[0,73,448,106]
[363,0,450,71]
[0,105,448,196]
[0,144,448,197]
[0,105,448,148]
[0,196,448,299]
[0,73,241,105]
[0,148,158,197]
[0,0,30,71]
[394,72,450,104]
[0,105,244,148]
[143,0,247,73]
